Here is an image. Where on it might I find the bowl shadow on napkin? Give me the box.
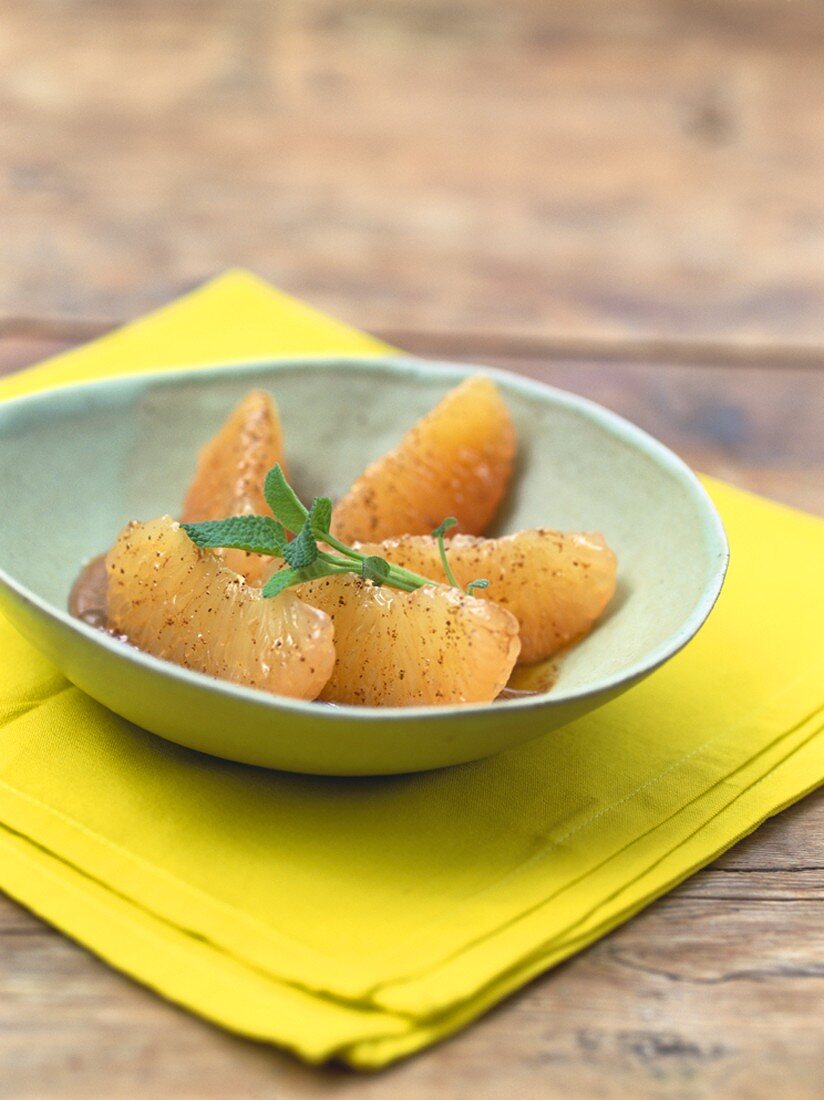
[82,705,611,956]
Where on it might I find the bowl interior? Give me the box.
[0,356,725,704]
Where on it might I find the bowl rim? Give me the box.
[0,353,730,722]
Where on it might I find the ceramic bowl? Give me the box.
[0,356,728,775]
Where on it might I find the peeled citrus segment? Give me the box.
[181,389,285,519]
[331,375,516,543]
[357,530,617,665]
[106,517,334,700]
[296,575,520,706]
[181,390,285,584]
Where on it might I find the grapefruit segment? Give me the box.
[296,574,520,706]
[357,530,617,664]
[181,390,285,584]
[331,375,516,543]
[106,517,334,700]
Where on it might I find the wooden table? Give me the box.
[1,1,823,1095]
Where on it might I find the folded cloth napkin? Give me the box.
[0,272,822,1068]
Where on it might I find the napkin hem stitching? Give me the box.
[2,663,819,973]
[0,824,414,1061]
[347,751,824,1065]
[0,699,821,1002]
[365,707,824,1000]
[1,734,818,1069]
[360,685,824,977]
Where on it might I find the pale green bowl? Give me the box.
[0,357,727,775]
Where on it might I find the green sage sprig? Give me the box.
[182,464,488,599]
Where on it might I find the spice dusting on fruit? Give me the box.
[68,378,617,707]
[105,516,334,700]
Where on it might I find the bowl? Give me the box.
[0,356,728,775]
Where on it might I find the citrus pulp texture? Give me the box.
[181,390,285,584]
[107,517,334,700]
[331,375,516,543]
[357,530,617,664]
[296,574,520,706]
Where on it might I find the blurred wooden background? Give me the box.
[1,3,823,1099]
[2,0,824,347]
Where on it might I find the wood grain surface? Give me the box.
[3,0,824,345]
[0,332,822,1099]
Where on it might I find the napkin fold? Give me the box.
[0,272,822,1068]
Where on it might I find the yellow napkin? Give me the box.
[0,272,822,1068]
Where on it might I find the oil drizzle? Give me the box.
[68,554,109,629]
[497,655,561,700]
